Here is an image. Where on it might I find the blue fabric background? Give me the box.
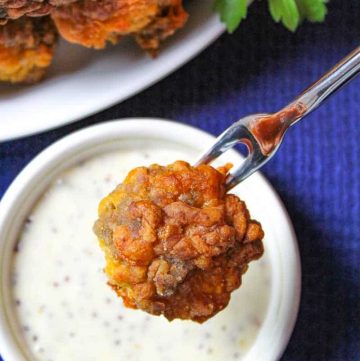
[0,1,359,360]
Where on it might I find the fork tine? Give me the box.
[225,148,268,191]
[195,116,274,191]
[194,122,250,166]
[195,119,268,189]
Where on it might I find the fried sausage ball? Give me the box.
[51,0,188,52]
[0,16,57,83]
[94,161,264,323]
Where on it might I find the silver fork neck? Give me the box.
[291,46,360,125]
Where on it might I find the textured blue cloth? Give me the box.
[0,1,359,360]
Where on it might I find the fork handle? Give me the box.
[290,46,360,124]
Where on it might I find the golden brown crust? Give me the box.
[51,0,158,49]
[50,0,187,52]
[134,0,188,55]
[0,16,57,83]
[94,161,264,323]
[0,0,74,24]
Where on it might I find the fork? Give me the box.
[195,46,360,191]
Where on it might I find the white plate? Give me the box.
[0,119,301,361]
[0,1,224,141]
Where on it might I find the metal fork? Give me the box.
[195,46,360,191]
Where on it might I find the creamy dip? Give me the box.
[10,141,271,361]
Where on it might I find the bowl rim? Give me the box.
[0,118,301,361]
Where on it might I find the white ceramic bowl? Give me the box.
[0,119,301,361]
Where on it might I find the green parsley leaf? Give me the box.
[296,0,328,22]
[268,0,300,31]
[214,0,248,33]
[267,0,328,31]
[214,0,328,33]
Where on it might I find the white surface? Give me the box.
[0,1,224,141]
[0,119,301,361]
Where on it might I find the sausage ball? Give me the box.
[94,161,264,323]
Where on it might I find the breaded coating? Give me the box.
[94,161,264,323]
[0,0,74,24]
[51,0,188,52]
[134,0,188,54]
[0,16,57,83]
